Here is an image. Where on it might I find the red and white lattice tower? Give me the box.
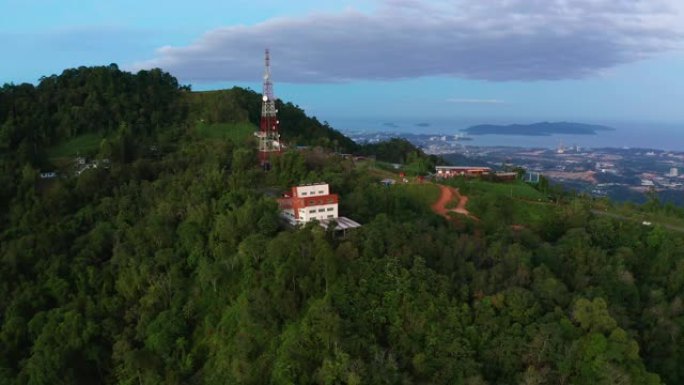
[257,48,281,167]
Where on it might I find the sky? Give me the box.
[2,0,684,129]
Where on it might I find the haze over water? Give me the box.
[330,117,684,151]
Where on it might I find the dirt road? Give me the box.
[432,184,473,218]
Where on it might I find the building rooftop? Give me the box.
[319,216,362,231]
[296,182,328,187]
[436,166,492,169]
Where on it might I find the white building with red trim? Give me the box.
[278,183,339,224]
[277,183,362,232]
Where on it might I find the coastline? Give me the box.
[331,118,684,151]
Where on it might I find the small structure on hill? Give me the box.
[494,172,518,181]
[524,172,541,184]
[436,166,491,178]
[318,216,362,236]
[74,157,110,176]
[255,49,282,169]
[277,182,361,233]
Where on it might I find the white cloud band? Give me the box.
[133,0,684,83]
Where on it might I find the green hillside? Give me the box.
[1,66,683,385]
[46,133,104,158]
[186,87,358,152]
[196,122,256,143]
[0,67,359,170]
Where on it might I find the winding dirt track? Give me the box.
[431,184,473,218]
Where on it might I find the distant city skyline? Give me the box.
[2,0,684,126]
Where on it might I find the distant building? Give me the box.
[40,171,57,179]
[436,166,492,178]
[524,172,541,184]
[666,167,678,177]
[74,157,111,176]
[494,172,518,181]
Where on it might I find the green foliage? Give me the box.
[186,87,357,152]
[452,179,550,230]
[46,133,104,158]
[1,65,188,170]
[195,122,256,143]
[186,88,252,124]
[357,138,441,172]
[357,138,417,163]
[395,183,441,207]
[456,179,546,201]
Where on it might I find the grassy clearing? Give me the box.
[47,133,104,159]
[395,183,441,207]
[374,161,403,174]
[512,201,550,225]
[196,122,256,143]
[455,179,551,226]
[464,195,551,226]
[460,179,547,201]
[605,206,684,230]
[355,160,399,180]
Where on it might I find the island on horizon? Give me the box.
[462,121,616,136]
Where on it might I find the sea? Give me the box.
[328,117,684,151]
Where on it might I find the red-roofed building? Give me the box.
[435,166,492,178]
[277,183,339,224]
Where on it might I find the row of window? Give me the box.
[300,190,326,196]
[308,207,336,214]
[305,199,335,206]
[302,214,335,219]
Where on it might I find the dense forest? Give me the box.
[1,66,683,384]
[0,65,186,164]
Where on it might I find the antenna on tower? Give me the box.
[256,48,282,169]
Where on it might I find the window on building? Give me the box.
[318,208,325,212]
[318,190,324,194]
[327,215,334,218]
[309,209,315,213]
[327,208,333,211]
[301,192,307,196]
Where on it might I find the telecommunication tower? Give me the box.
[257,49,281,168]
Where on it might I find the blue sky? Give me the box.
[2,0,684,128]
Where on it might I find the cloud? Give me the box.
[133,0,684,83]
[447,98,505,105]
